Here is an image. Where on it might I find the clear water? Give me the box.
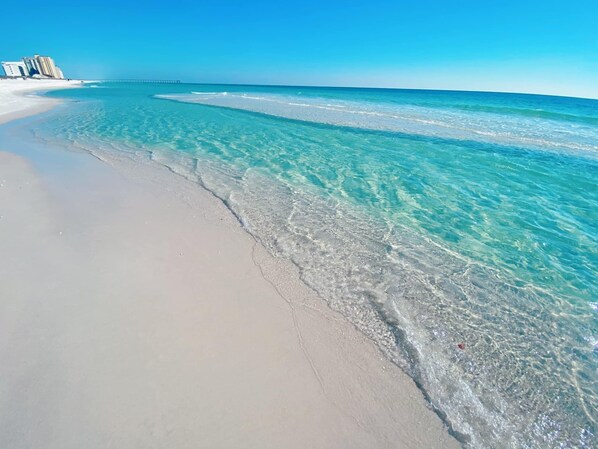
[19,83,598,448]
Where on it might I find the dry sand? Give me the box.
[0,81,460,448]
[0,78,83,124]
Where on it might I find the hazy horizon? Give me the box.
[77,80,598,102]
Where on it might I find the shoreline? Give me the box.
[0,81,459,448]
[0,78,84,125]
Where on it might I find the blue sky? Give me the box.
[1,0,597,98]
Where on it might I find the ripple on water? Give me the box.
[26,85,598,448]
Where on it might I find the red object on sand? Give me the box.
[457,343,465,350]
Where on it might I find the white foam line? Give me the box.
[155,93,598,155]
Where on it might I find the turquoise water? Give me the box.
[20,84,598,447]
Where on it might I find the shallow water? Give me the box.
[15,83,598,448]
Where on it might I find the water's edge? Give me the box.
[15,85,592,447]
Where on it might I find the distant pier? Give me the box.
[97,79,181,84]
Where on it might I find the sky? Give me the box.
[1,0,597,98]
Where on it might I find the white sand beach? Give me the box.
[0,78,83,124]
[0,81,459,449]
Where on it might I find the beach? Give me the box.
[0,78,83,124]
[0,81,459,448]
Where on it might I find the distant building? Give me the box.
[1,61,27,77]
[1,54,65,79]
[34,55,62,79]
[23,57,40,76]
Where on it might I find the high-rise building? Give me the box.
[1,61,27,77]
[2,54,65,79]
[23,57,40,76]
[34,55,62,79]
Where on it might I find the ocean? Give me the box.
[17,83,598,448]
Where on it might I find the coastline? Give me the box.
[0,78,83,124]
[0,82,459,448]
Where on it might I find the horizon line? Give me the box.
[82,79,598,102]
